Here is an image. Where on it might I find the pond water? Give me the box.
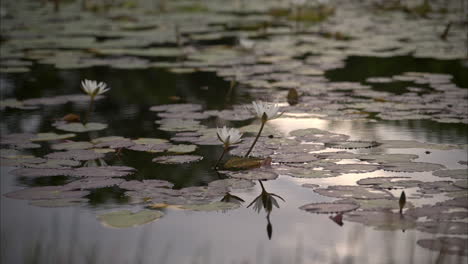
[1,0,468,263]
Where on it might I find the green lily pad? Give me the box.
[345,211,417,231]
[51,141,93,150]
[4,186,90,200]
[357,177,421,189]
[55,122,108,133]
[97,210,164,229]
[290,128,350,143]
[299,202,359,214]
[152,155,203,164]
[180,202,240,211]
[220,169,278,180]
[358,154,419,164]
[383,162,445,172]
[167,144,197,154]
[223,157,267,170]
[433,169,468,179]
[132,138,169,145]
[29,198,88,208]
[313,185,394,200]
[31,133,76,142]
[24,159,81,169]
[208,179,255,190]
[325,141,380,149]
[45,149,105,161]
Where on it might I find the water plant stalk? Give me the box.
[83,96,95,124]
[214,146,228,169]
[244,115,266,157]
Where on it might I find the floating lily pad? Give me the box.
[64,178,125,190]
[357,177,421,189]
[152,155,203,164]
[322,163,381,174]
[179,202,240,211]
[94,139,135,149]
[51,141,93,150]
[167,144,197,154]
[220,169,278,180]
[24,159,81,169]
[150,104,202,113]
[223,157,268,170]
[383,162,445,172]
[97,210,164,229]
[272,153,318,163]
[417,237,468,256]
[433,169,468,179]
[299,202,359,214]
[280,165,339,178]
[31,132,76,142]
[345,211,416,231]
[45,149,105,161]
[156,119,206,132]
[208,178,255,190]
[290,128,350,143]
[120,180,174,190]
[128,144,171,153]
[379,140,464,150]
[313,185,394,200]
[29,198,88,208]
[55,122,108,133]
[132,138,169,145]
[325,141,380,149]
[4,186,89,200]
[417,181,463,194]
[358,154,419,164]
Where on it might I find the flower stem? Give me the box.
[244,120,265,157]
[83,96,95,124]
[214,146,228,169]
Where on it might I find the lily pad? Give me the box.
[433,169,468,179]
[97,210,164,229]
[24,159,81,169]
[299,202,359,214]
[55,122,108,133]
[220,169,278,180]
[313,185,394,200]
[167,144,197,154]
[179,202,240,211]
[208,178,255,190]
[64,178,125,190]
[357,177,421,189]
[132,138,169,145]
[156,119,206,132]
[280,165,339,178]
[4,186,89,200]
[51,141,93,150]
[152,155,203,164]
[345,211,417,231]
[290,128,350,143]
[358,154,419,164]
[31,132,76,142]
[223,157,268,170]
[325,141,380,149]
[150,103,202,113]
[120,180,174,190]
[45,150,105,161]
[383,162,445,172]
[379,140,464,150]
[29,198,88,208]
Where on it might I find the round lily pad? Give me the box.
[119,180,174,190]
[30,132,76,142]
[24,159,81,169]
[357,177,421,189]
[433,169,468,179]
[150,103,202,113]
[280,166,339,178]
[64,178,124,190]
[167,144,197,154]
[132,138,169,145]
[383,162,445,172]
[314,185,394,200]
[345,211,417,231]
[358,154,419,164]
[179,202,240,211]
[290,128,350,143]
[325,141,380,149]
[299,202,359,214]
[55,122,108,133]
[97,210,164,229]
[152,155,203,164]
[4,186,90,200]
[45,149,105,161]
[51,141,93,150]
[29,198,88,208]
[208,178,255,190]
[220,170,278,180]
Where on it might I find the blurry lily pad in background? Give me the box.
[55,122,108,133]
[152,155,203,164]
[97,210,164,229]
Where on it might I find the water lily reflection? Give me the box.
[247,180,285,239]
[220,192,245,205]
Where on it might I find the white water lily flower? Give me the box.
[217,126,242,147]
[81,79,110,97]
[252,101,282,121]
